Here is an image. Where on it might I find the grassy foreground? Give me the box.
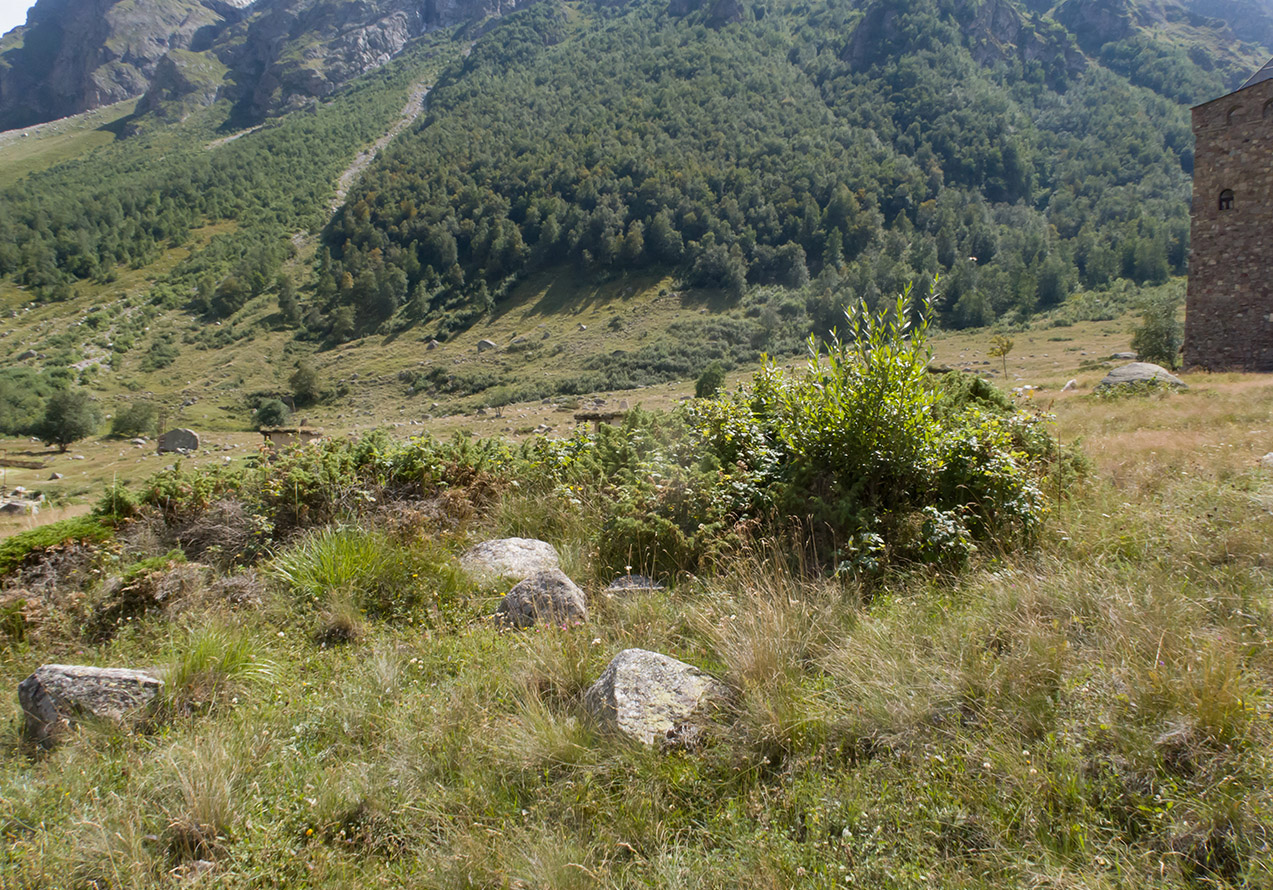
[1,367,1272,888]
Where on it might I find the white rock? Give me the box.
[585,649,728,746]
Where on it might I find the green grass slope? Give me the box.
[1,333,1272,888]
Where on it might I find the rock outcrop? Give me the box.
[18,664,163,743]
[584,648,728,746]
[495,568,587,628]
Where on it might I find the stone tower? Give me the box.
[1186,61,1273,371]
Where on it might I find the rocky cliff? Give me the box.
[0,0,249,130]
[219,0,528,120]
[0,0,532,131]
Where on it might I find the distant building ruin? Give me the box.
[1186,59,1273,370]
[260,427,324,449]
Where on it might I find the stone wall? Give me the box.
[1186,76,1273,370]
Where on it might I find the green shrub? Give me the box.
[1130,291,1183,368]
[254,398,292,428]
[695,361,727,398]
[93,482,141,522]
[0,516,113,577]
[110,401,157,437]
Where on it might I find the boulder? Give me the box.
[1097,362,1186,390]
[1110,351,1138,360]
[18,664,163,744]
[1062,379,1078,392]
[157,428,200,453]
[427,339,440,350]
[495,569,587,628]
[0,501,36,515]
[477,339,498,353]
[584,648,729,746]
[605,574,665,594]
[1260,452,1273,469]
[461,537,560,582]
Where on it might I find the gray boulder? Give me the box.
[18,664,163,744]
[1110,351,1138,360]
[1097,362,1186,390]
[495,569,587,628]
[584,649,729,746]
[477,339,498,353]
[605,574,665,594]
[157,428,200,453]
[461,537,560,583]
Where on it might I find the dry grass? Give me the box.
[5,332,1273,887]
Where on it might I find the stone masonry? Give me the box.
[1186,71,1273,370]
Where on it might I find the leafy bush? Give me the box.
[94,482,141,522]
[695,361,727,398]
[110,401,157,438]
[254,398,292,428]
[1131,291,1183,368]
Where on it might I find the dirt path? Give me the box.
[206,124,264,150]
[330,81,432,214]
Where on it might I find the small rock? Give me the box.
[584,649,728,746]
[427,339,440,350]
[130,438,148,446]
[1062,379,1078,392]
[1110,352,1138,361]
[477,339,498,353]
[18,664,163,744]
[461,537,560,582]
[605,574,664,594]
[48,472,63,480]
[577,323,587,331]
[1260,452,1273,469]
[495,569,587,628]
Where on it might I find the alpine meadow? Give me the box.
[2,0,1273,887]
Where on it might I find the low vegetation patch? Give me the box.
[1,297,1270,889]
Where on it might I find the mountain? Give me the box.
[2,0,1273,432]
[0,0,528,130]
[0,0,250,130]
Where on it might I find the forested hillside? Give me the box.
[315,0,1263,338]
[0,0,1271,413]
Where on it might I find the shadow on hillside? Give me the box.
[510,270,659,322]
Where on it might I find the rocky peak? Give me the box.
[0,0,247,130]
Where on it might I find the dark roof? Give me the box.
[1242,57,1273,90]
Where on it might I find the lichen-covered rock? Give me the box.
[495,568,586,628]
[584,648,728,746]
[461,537,560,583]
[1097,362,1186,390]
[18,664,163,744]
